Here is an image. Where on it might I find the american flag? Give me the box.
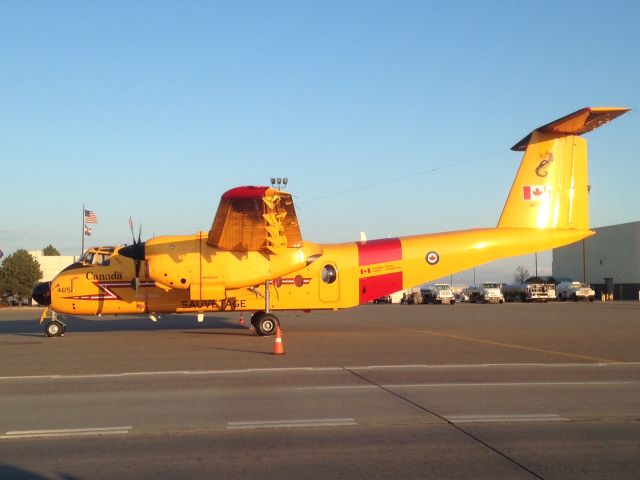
[84,209,98,224]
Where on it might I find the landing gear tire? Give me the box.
[251,311,279,336]
[45,320,65,337]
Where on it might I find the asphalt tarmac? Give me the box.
[1,302,639,479]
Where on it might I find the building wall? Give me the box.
[29,250,78,282]
[552,221,640,299]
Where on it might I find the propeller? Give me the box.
[120,219,146,291]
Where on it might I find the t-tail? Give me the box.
[391,107,630,296]
[498,107,630,230]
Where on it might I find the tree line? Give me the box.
[0,245,59,306]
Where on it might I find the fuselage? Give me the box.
[37,226,592,316]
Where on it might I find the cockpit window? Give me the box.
[95,253,110,266]
[80,247,114,266]
[84,252,95,265]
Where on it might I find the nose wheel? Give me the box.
[40,308,66,337]
[45,320,66,337]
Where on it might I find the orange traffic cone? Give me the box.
[272,326,285,355]
[239,312,245,326]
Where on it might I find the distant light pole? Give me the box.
[583,185,591,283]
[582,239,588,283]
[535,252,538,277]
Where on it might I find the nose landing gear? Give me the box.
[40,307,66,337]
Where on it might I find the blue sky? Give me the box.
[1,0,638,282]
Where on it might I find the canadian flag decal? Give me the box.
[523,185,551,201]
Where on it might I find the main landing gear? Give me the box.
[250,311,280,336]
[247,279,281,337]
[40,308,66,337]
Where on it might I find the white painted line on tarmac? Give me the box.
[390,381,638,387]
[296,385,377,390]
[1,426,132,440]
[349,362,640,370]
[227,418,356,430]
[295,380,637,390]
[0,367,343,381]
[445,414,567,423]
[1,362,639,381]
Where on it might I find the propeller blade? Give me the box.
[121,219,146,291]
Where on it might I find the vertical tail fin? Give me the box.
[497,107,629,230]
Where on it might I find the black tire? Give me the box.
[254,312,279,336]
[250,311,264,330]
[45,320,64,337]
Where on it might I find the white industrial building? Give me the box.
[29,251,78,282]
[552,221,640,300]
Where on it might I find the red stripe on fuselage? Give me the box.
[359,272,403,304]
[357,238,402,266]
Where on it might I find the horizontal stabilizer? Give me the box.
[512,107,630,151]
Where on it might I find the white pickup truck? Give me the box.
[467,282,505,304]
[556,281,595,302]
[420,284,455,304]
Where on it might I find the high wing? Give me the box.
[207,186,303,254]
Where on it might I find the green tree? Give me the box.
[513,265,530,284]
[0,249,43,304]
[42,244,60,256]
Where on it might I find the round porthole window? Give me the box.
[321,265,337,284]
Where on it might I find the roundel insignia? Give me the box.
[425,251,439,265]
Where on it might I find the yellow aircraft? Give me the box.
[32,107,629,337]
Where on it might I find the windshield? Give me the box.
[483,283,499,288]
[434,284,450,291]
[80,247,114,266]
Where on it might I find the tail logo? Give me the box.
[535,151,554,177]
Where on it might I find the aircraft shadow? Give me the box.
[0,464,78,480]
[0,312,250,336]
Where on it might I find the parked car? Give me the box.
[373,295,392,304]
[401,292,423,305]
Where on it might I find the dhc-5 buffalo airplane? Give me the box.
[33,107,629,337]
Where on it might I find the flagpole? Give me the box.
[81,203,85,256]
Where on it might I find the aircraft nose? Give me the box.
[32,282,52,306]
